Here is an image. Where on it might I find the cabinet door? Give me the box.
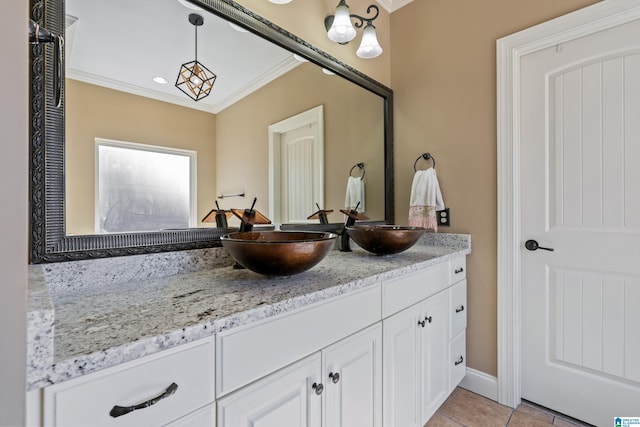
[420,291,449,423]
[217,353,322,427]
[382,304,422,427]
[323,324,382,427]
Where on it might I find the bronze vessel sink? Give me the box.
[220,231,337,276]
[346,225,426,255]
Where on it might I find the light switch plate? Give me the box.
[437,208,450,227]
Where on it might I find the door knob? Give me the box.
[525,240,554,252]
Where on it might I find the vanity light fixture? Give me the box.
[175,13,217,101]
[325,0,382,59]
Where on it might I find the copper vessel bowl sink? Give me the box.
[346,225,425,255]
[220,231,337,276]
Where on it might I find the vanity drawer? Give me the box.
[450,257,466,284]
[449,279,467,339]
[165,403,215,427]
[43,338,215,427]
[449,331,466,392]
[216,284,381,396]
[382,262,449,318]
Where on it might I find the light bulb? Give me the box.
[327,4,356,43]
[356,22,382,59]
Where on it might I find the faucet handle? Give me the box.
[339,209,369,221]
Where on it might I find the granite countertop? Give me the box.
[27,233,470,390]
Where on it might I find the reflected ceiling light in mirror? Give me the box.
[293,54,309,63]
[325,1,382,59]
[228,22,249,33]
[175,14,217,102]
[268,0,293,3]
[322,68,336,75]
[177,0,203,10]
[153,76,168,85]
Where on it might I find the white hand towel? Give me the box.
[408,168,444,231]
[345,176,365,212]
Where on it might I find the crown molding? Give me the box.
[375,0,414,13]
[66,56,301,114]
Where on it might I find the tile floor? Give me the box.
[426,388,593,427]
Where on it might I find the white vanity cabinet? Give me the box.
[216,324,382,427]
[40,338,216,427]
[322,323,382,427]
[448,263,467,391]
[381,257,467,427]
[29,252,469,427]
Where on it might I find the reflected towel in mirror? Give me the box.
[345,176,365,212]
[408,168,444,231]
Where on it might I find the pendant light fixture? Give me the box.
[175,13,217,101]
[325,1,382,59]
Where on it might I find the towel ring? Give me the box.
[413,153,436,171]
[349,162,365,179]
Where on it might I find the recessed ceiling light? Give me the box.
[228,22,249,33]
[322,68,335,75]
[293,54,309,63]
[153,76,168,85]
[177,0,203,10]
[268,0,293,3]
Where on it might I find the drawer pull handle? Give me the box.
[455,305,465,313]
[418,319,426,328]
[109,382,178,418]
[454,356,464,366]
[329,372,341,383]
[312,382,324,395]
[454,267,464,274]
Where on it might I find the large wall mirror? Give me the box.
[29,0,394,263]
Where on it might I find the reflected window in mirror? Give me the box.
[95,139,196,234]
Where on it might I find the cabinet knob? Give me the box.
[454,267,464,274]
[454,356,464,366]
[312,382,324,395]
[329,372,340,383]
[455,305,465,313]
[418,319,426,327]
[425,316,433,324]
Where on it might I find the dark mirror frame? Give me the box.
[29,0,394,263]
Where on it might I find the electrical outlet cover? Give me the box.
[437,208,450,227]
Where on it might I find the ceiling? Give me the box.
[65,0,300,114]
[65,0,409,114]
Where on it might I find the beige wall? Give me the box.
[391,0,600,377]
[65,80,217,235]
[216,62,385,223]
[0,0,27,424]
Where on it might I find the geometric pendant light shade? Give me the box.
[175,13,217,101]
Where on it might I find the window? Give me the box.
[95,138,196,233]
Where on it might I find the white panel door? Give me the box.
[520,17,640,426]
[382,304,421,427]
[322,324,382,427]
[217,353,322,427]
[280,123,318,224]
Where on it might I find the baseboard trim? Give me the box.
[459,368,499,402]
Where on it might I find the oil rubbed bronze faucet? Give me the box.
[230,197,271,232]
[307,203,334,225]
[338,202,369,252]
